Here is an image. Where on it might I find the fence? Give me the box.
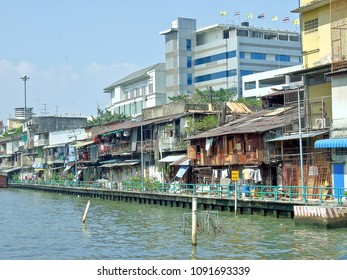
[9,179,344,204]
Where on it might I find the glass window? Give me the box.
[237,29,248,37]
[245,81,256,90]
[149,83,153,94]
[186,39,192,51]
[195,51,236,65]
[251,53,266,60]
[187,56,192,68]
[276,55,290,62]
[187,73,192,85]
[239,52,245,59]
[240,70,253,76]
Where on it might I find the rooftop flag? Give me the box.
[271,16,278,21]
[247,13,253,19]
[283,16,290,23]
[234,11,240,16]
[293,18,300,25]
[258,13,265,19]
[220,10,227,16]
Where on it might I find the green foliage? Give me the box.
[1,126,23,138]
[193,88,236,103]
[237,97,262,110]
[87,108,129,126]
[185,115,218,134]
[127,175,163,189]
[168,95,189,102]
[168,88,236,103]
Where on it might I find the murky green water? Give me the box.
[0,188,346,260]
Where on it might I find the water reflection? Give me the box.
[0,189,346,260]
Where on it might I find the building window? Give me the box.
[135,88,140,97]
[237,29,248,37]
[304,18,318,34]
[240,70,253,76]
[187,73,193,85]
[251,31,263,38]
[195,51,236,66]
[239,52,245,59]
[223,29,230,39]
[245,81,256,90]
[276,55,290,62]
[187,56,192,68]
[149,83,153,94]
[195,69,237,83]
[141,86,146,96]
[186,39,192,51]
[251,53,266,60]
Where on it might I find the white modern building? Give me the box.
[242,65,303,98]
[104,63,166,117]
[160,18,302,98]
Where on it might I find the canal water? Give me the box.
[0,188,346,260]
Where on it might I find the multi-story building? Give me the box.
[160,17,302,98]
[292,0,347,200]
[103,63,166,117]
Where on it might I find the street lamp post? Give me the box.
[20,76,30,121]
[283,84,305,201]
[140,123,144,190]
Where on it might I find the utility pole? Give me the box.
[20,76,30,121]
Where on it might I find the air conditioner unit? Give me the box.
[315,118,328,129]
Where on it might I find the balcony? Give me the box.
[34,139,49,147]
[159,137,188,152]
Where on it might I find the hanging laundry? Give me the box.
[205,138,214,156]
[221,169,228,178]
[253,169,262,183]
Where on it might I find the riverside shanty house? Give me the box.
[186,89,330,193]
[89,100,251,185]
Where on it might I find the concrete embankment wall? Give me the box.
[12,183,303,218]
[294,205,347,229]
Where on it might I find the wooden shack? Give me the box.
[0,174,8,187]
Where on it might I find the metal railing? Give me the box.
[9,179,344,204]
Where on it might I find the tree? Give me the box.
[87,108,129,126]
[169,88,237,104]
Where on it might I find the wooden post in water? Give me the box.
[192,197,197,246]
[234,182,238,216]
[82,200,91,223]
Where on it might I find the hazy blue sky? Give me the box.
[0,0,300,123]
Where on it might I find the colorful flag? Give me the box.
[247,13,253,19]
[293,18,300,25]
[258,13,265,19]
[271,16,278,21]
[234,11,240,16]
[220,10,227,16]
[283,16,290,23]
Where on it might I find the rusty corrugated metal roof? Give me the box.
[187,107,298,140]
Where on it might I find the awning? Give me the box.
[170,155,190,166]
[102,130,123,137]
[175,166,189,178]
[267,131,328,142]
[314,138,347,149]
[2,167,22,173]
[63,163,74,172]
[73,140,94,148]
[159,154,186,163]
[0,154,12,158]
[99,161,140,168]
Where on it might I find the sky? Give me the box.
[0,0,300,123]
